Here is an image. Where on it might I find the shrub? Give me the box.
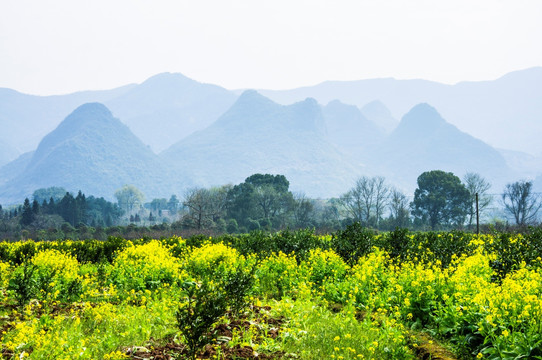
[332,223,375,265]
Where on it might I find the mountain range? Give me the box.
[257,67,542,155]
[0,68,541,204]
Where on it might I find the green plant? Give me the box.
[8,261,38,306]
[176,280,229,359]
[222,261,257,316]
[331,222,375,265]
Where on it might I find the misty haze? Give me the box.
[1,1,542,359]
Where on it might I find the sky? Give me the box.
[1,0,541,95]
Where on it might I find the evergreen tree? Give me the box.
[41,199,48,214]
[75,191,87,225]
[32,199,40,216]
[21,198,34,226]
[58,192,76,226]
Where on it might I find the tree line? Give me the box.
[1,170,541,239]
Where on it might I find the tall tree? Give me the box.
[411,170,470,229]
[502,180,542,226]
[114,185,145,215]
[168,195,180,213]
[463,172,492,226]
[292,193,315,228]
[58,192,76,226]
[32,199,40,216]
[388,188,410,228]
[373,176,390,227]
[226,174,294,229]
[182,187,226,230]
[340,176,390,227]
[75,190,87,225]
[20,198,34,226]
[150,198,168,213]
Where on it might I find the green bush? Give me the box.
[331,223,375,265]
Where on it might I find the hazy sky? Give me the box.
[1,0,541,95]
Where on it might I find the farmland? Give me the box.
[1,226,542,359]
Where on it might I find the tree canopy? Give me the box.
[114,185,145,215]
[411,170,470,229]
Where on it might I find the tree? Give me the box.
[20,198,34,226]
[167,195,180,213]
[114,185,145,215]
[292,193,315,228]
[58,192,76,226]
[32,200,40,216]
[183,186,229,230]
[502,180,542,226]
[150,198,168,213]
[340,176,390,227]
[32,187,67,204]
[226,174,294,229]
[75,191,87,225]
[411,170,470,229]
[373,176,390,227]
[463,172,492,226]
[388,188,410,228]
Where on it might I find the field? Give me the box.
[1,226,542,359]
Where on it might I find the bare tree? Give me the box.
[463,172,492,226]
[182,186,229,230]
[373,176,390,227]
[388,188,410,228]
[502,180,542,226]
[340,176,390,226]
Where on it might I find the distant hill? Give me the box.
[0,86,135,153]
[161,91,361,198]
[360,100,398,134]
[0,151,33,187]
[0,103,178,204]
[0,73,237,154]
[322,100,384,159]
[257,67,542,155]
[105,73,237,152]
[0,138,19,167]
[371,103,511,192]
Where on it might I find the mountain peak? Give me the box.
[230,90,277,110]
[141,72,192,86]
[60,102,115,131]
[237,89,271,101]
[291,97,320,114]
[400,103,445,130]
[70,102,112,117]
[361,100,391,115]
